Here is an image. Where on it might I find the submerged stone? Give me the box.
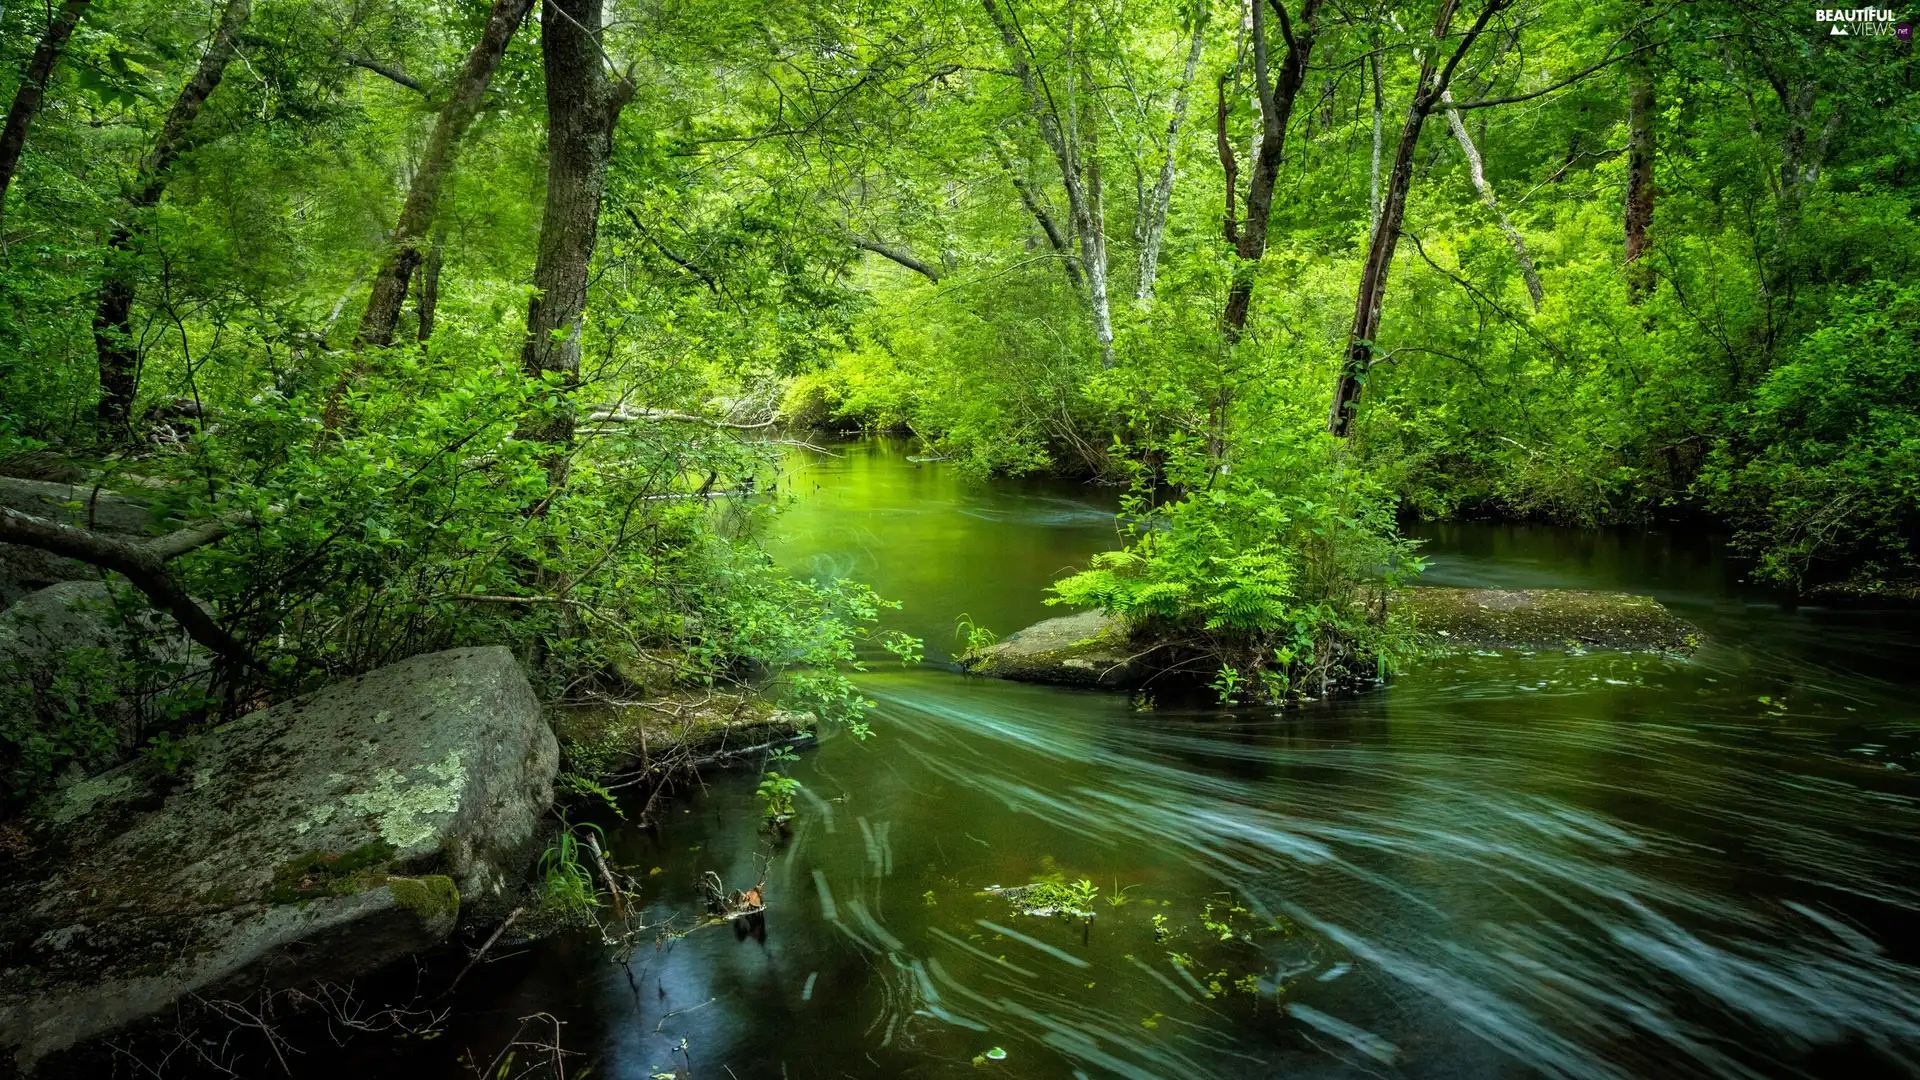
[1400,588,1700,654]
[0,646,558,1072]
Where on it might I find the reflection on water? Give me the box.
[434,439,1920,1079]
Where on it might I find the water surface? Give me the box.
[430,439,1920,1079]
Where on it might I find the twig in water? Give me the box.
[443,906,523,998]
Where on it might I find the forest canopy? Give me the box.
[1,0,1915,793]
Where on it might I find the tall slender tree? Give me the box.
[1623,28,1655,301]
[93,0,251,433]
[1218,0,1322,340]
[0,0,92,215]
[1327,0,1510,438]
[1134,17,1207,307]
[355,0,535,348]
[1441,89,1543,310]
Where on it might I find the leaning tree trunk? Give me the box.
[356,0,533,348]
[519,0,627,487]
[991,140,1084,291]
[1623,47,1655,302]
[1219,0,1321,341]
[1135,19,1206,308]
[1328,0,1508,438]
[0,0,92,214]
[1441,89,1543,311]
[93,0,250,433]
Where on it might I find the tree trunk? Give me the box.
[1441,89,1543,311]
[991,141,1083,291]
[416,223,446,340]
[1328,0,1508,438]
[519,0,627,486]
[0,0,91,214]
[1220,0,1322,341]
[94,0,251,433]
[1135,20,1206,307]
[1083,123,1115,369]
[356,0,532,348]
[1369,44,1385,233]
[1623,47,1654,302]
[982,0,1113,364]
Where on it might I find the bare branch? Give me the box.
[343,53,425,94]
[844,231,941,283]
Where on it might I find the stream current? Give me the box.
[417,438,1920,1079]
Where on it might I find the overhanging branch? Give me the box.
[843,231,941,283]
[0,507,260,669]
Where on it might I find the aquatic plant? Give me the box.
[538,819,602,919]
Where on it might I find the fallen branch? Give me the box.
[443,906,523,998]
[583,832,628,920]
[586,405,776,429]
[0,506,259,669]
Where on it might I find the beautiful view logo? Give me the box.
[1815,6,1911,35]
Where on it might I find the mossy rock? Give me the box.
[967,590,1699,695]
[387,874,460,926]
[959,610,1146,688]
[1399,588,1701,654]
[0,647,555,1072]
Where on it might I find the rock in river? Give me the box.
[964,588,1699,690]
[0,646,558,1073]
[960,608,1146,688]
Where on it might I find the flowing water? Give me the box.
[408,439,1920,1079]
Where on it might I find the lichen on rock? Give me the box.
[0,646,557,1073]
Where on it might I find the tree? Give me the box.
[1135,16,1207,307]
[0,0,92,215]
[1623,26,1654,300]
[93,0,251,433]
[1218,0,1322,339]
[519,0,632,483]
[1327,0,1510,438]
[981,0,1116,368]
[355,0,535,348]
[1441,89,1543,310]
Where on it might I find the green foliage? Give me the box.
[954,614,998,656]
[1702,282,1920,585]
[559,772,625,820]
[880,631,924,665]
[755,771,800,823]
[1051,427,1424,699]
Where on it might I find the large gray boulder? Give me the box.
[0,478,161,610]
[0,646,558,1072]
[0,581,205,793]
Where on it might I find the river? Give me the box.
[382,438,1920,1079]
